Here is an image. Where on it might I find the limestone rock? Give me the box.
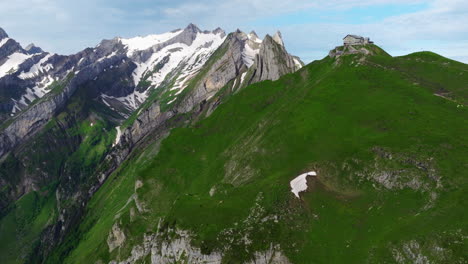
[107,222,126,252]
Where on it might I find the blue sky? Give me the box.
[0,0,467,63]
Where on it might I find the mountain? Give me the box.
[44,42,466,263]
[0,25,466,263]
[0,24,303,263]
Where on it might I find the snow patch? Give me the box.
[247,33,262,44]
[97,51,117,63]
[242,43,260,68]
[19,54,53,79]
[0,37,10,48]
[290,171,317,198]
[240,72,247,85]
[113,126,122,147]
[12,74,55,113]
[0,52,32,78]
[293,58,302,69]
[167,97,176,105]
[120,30,183,56]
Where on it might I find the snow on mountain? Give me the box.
[12,75,55,113]
[18,54,53,79]
[120,29,183,56]
[247,31,262,44]
[106,25,227,111]
[290,171,317,198]
[242,31,263,68]
[0,24,303,121]
[293,58,303,69]
[0,37,10,48]
[0,52,32,78]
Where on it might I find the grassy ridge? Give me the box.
[58,51,467,263]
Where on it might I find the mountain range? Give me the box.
[0,23,466,264]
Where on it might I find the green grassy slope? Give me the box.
[0,187,57,264]
[0,85,117,264]
[53,50,468,263]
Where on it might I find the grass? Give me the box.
[0,184,57,264]
[55,50,467,263]
[0,80,118,264]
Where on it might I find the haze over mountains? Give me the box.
[0,22,466,264]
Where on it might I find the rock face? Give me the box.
[250,34,299,83]
[177,29,301,114]
[108,227,290,264]
[0,25,301,149]
[107,222,126,252]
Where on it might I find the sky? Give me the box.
[0,0,467,63]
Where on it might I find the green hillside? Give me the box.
[47,48,468,263]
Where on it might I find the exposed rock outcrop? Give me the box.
[109,227,290,264]
[107,222,126,252]
[250,34,298,83]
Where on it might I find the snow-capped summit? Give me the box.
[97,24,228,113]
[119,29,183,56]
[0,24,303,123]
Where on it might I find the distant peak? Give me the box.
[272,31,284,46]
[25,43,44,54]
[184,23,201,33]
[249,30,259,38]
[0,27,8,39]
[213,27,225,36]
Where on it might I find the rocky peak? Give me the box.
[247,31,261,43]
[25,43,44,54]
[249,33,297,82]
[213,27,226,37]
[262,34,273,44]
[169,23,202,46]
[0,27,8,39]
[272,31,284,46]
[184,23,201,34]
[249,30,259,38]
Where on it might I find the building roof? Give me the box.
[343,34,364,40]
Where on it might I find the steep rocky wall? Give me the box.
[250,35,298,83]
